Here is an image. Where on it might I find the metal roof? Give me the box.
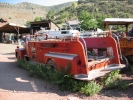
[62,20,80,26]
[30,20,59,28]
[0,23,30,33]
[103,18,133,25]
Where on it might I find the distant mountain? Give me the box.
[0,2,73,25]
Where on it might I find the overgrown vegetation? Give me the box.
[81,81,102,96]
[17,59,130,96]
[102,70,129,90]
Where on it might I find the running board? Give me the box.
[74,64,125,81]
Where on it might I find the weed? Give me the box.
[81,81,103,96]
[17,59,106,96]
[103,70,122,87]
[17,59,29,69]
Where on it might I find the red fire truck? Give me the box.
[15,28,126,80]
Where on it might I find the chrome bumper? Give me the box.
[74,64,125,81]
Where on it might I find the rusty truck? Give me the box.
[15,21,126,80]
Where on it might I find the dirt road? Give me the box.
[0,43,133,100]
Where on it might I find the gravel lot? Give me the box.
[0,43,133,100]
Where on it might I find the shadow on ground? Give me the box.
[0,61,73,96]
[1,52,15,55]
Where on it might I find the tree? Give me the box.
[34,17,41,22]
[46,11,55,20]
[72,2,78,9]
[78,10,97,30]
[78,0,84,4]
[81,19,98,30]
[128,0,133,4]
[25,21,30,27]
[78,10,90,21]
[60,11,69,22]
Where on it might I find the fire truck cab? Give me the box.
[15,21,126,80]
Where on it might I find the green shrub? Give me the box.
[101,70,130,91]
[81,81,103,96]
[17,59,29,69]
[17,59,103,96]
[103,70,122,87]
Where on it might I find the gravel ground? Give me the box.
[0,43,133,100]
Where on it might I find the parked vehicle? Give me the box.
[15,22,126,80]
[103,18,133,65]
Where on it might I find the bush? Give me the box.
[103,70,122,87]
[17,59,129,96]
[81,81,103,96]
[17,59,103,96]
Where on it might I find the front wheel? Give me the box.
[46,59,57,70]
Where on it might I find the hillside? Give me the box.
[1,0,133,27]
[50,0,133,28]
[0,2,73,25]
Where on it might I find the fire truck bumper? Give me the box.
[74,64,125,81]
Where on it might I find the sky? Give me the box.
[0,0,78,6]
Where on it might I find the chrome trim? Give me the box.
[79,38,88,60]
[112,33,122,59]
[45,52,78,60]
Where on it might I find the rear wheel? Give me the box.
[46,60,57,70]
[127,55,133,65]
[120,55,129,71]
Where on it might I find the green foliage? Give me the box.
[46,11,55,20]
[81,81,103,96]
[72,2,78,9]
[103,70,122,87]
[78,0,84,4]
[16,59,103,96]
[60,11,69,19]
[96,14,111,29]
[128,0,133,4]
[52,0,133,30]
[25,21,30,26]
[34,17,41,22]
[101,70,129,91]
[78,10,98,30]
[17,59,130,96]
[17,59,29,70]
[78,10,91,21]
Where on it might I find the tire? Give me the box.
[120,55,129,71]
[46,60,57,70]
[127,55,133,65]
[16,53,20,61]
